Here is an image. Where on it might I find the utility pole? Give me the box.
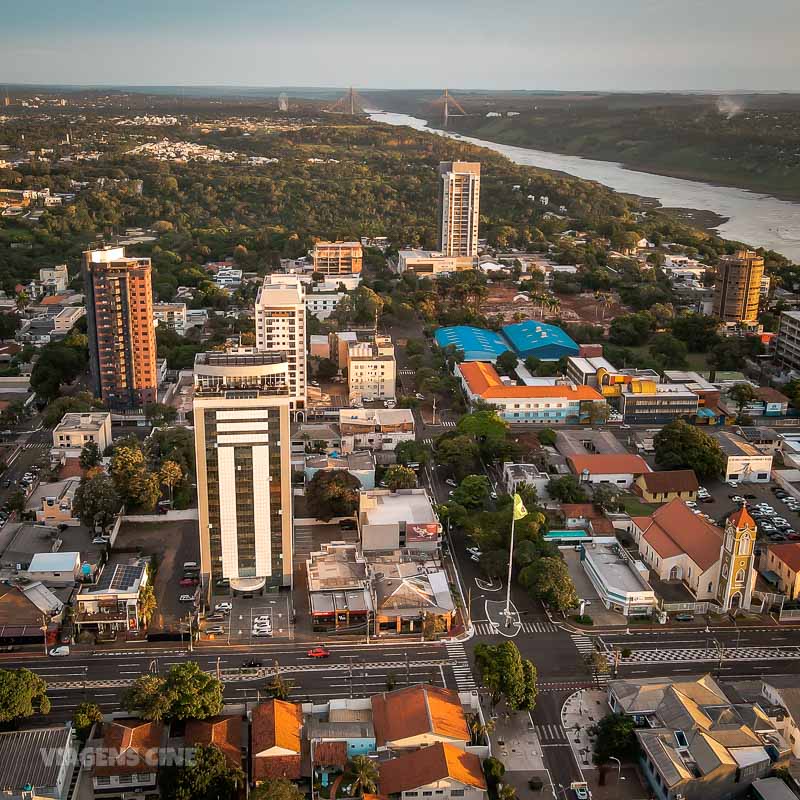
[405,651,410,686]
[40,614,48,655]
[187,613,193,653]
[503,512,517,627]
[432,395,437,425]
[216,656,221,681]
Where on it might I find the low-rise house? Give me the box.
[51,411,112,456]
[608,675,790,800]
[25,551,81,585]
[0,726,77,800]
[74,558,149,639]
[379,742,487,800]
[339,409,415,454]
[0,582,63,643]
[634,469,699,503]
[185,716,243,771]
[371,684,470,751]
[567,453,651,489]
[306,292,345,320]
[759,543,800,599]
[559,504,615,536]
[251,699,304,783]
[91,718,165,798]
[741,387,790,418]
[30,478,81,526]
[756,677,800,759]
[358,489,441,552]
[501,462,550,497]
[305,451,376,490]
[710,430,773,483]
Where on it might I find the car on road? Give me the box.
[470,553,481,562]
[205,626,225,634]
[466,547,482,557]
[726,480,739,488]
[731,496,746,504]
[308,646,331,658]
[490,491,498,500]
[573,786,590,800]
[205,614,225,622]
[49,646,70,657]
[445,478,457,487]
[674,613,695,622]
[243,659,262,668]
[215,602,232,613]
[179,578,198,586]
[414,393,425,401]
[215,578,230,588]
[179,594,195,603]
[92,536,110,545]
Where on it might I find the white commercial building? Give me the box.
[255,274,307,409]
[711,430,773,483]
[348,335,396,401]
[153,302,188,333]
[396,249,474,276]
[438,161,480,258]
[306,292,345,320]
[581,541,657,617]
[52,411,113,453]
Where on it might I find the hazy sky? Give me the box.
[2,0,798,91]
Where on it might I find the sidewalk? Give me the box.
[561,689,607,771]
[488,703,547,772]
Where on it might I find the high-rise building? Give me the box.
[774,310,800,372]
[712,250,764,325]
[438,161,481,258]
[311,241,363,276]
[193,350,293,591]
[82,246,157,410]
[255,275,307,408]
[347,335,396,401]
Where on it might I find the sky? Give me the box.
[1,0,798,91]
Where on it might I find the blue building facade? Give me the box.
[500,321,579,361]
[434,325,511,361]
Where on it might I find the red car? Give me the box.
[179,578,197,586]
[307,647,331,659]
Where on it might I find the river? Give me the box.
[369,111,800,262]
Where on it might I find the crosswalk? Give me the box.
[535,722,569,744]
[439,421,456,427]
[399,369,414,376]
[474,620,560,636]
[24,442,49,451]
[444,640,477,693]
[423,438,434,445]
[571,634,595,655]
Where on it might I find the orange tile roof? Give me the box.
[94,719,164,776]
[253,755,301,782]
[568,454,651,476]
[371,684,468,746]
[459,361,603,401]
[313,741,348,767]
[728,505,756,531]
[185,716,242,770]
[40,294,68,305]
[636,499,723,571]
[561,504,599,518]
[767,543,800,574]
[252,699,303,754]
[379,743,486,794]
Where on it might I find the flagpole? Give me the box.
[504,512,515,626]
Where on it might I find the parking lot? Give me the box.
[201,594,293,643]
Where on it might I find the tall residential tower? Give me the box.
[712,249,764,326]
[193,350,294,591]
[255,275,306,408]
[438,161,481,259]
[82,246,157,410]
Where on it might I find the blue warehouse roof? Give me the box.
[500,321,579,361]
[434,326,511,362]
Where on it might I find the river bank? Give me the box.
[368,111,800,262]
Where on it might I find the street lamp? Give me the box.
[608,755,622,787]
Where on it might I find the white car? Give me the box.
[686,500,697,508]
[414,393,425,400]
[445,478,457,487]
[253,615,271,625]
[252,629,273,637]
[92,536,110,545]
[470,553,481,562]
[179,594,195,603]
[215,602,232,613]
[466,547,482,557]
[49,646,70,657]
[726,480,739,488]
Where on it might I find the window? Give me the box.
[722,563,729,579]
[423,793,433,797]
[739,533,751,555]
[735,569,745,584]
[451,792,465,798]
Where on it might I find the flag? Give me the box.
[513,493,528,521]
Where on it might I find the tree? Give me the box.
[30,342,87,402]
[159,743,244,800]
[586,651,610,685]
[452,475,491,509]
[435,435,481,480]
[394,439,430,467]
[0,313,18,339]
[75,472,121,533]
[654,420,725,480]
[383,464,417,490]
[457,410,512,460]
[728,383,758,421]
[483,757,506,795]
[144,402,178,427]
[649,333,688,368]
[591,484,621,512]
[0,668,50,722]
[346,755,379,796]
[138,582,158,627]
[251,778,305,800]
[124,662,223,721]
[79,441,101,470]
[306,470,361,521]
[609,312,654,346]
[159,460,184,504]
[480,549,510,579]
[474,641,536,711]
[591,713,638,769]
[537,428,557,447]
[496,350,519,375]
[111,444,162,510]
[670,313,720,351]
[546,475,587,503]
[42,395,94,427]
[73,702,103,741]
[315,358,338,380]
[467,712,496,746]
[520,557,579,612]
[7,489,26,515]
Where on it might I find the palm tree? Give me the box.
[347,755,379,796]
[467,712,495,745]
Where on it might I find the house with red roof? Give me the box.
[760,543,800,600]
[566,453,651,489]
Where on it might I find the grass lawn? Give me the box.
[620,494,663,517]
[625,345,710,372]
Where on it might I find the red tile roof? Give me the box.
[756,386,789,405]
[252,699,302,755]
[727,506,756,531]
[94,719,164,776]
[185,716,242,770]
[313,741,348,767]
[459,361,603,401]
[635,499,723,571]
[767,543,800,574]
[379,743,486,795]
[253,755,301,782]
[371,685,468,747]
[637,470,699,495]
[561,504,598,518]
[568,454,651,476]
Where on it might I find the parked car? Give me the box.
[726,480,739,488]
[466,547,482,557]
[445,478,457,487]
[252,629,273,637]
[253,615,271,625]
[179,578,198,586]
[179,594,195,603]
[730,496,746,504]
[205,613,224,622]
[414,393,425,400]
[205,626,225,635]
[49,646,70,657]
[214,602,232,613]
[92,536,110,545]
[215,578,230,588]
[307,646,331,658]
[674,613,695,622]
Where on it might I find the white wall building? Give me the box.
[255,275,307,409]
[52,411,112,453]
[153,302,187,333]
[39,263,69,293]
[348,335,396,401]
[306,292,345,320]
[711,430,773,483]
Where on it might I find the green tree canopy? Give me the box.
[547,475,588,503]
[474,641,538,711]
[653,420,725,480]
[251,778,306,800]
[591,713,638,767]
[537,428,557,447]
[79,441,102,470]
[452,474,491,509]
[520,557,579,612]
[73,702,103,741]
[74,472,121,533]
[159,743,243,800]
[669,313,720,352]
[124,662,223,721]
[496,350,519,375]
[394,439,430,467]
[306,469,361,521]
[456,410,513,461]
[0,668,50,722]
[346,755,380,796]
[383,464,417,490]
[435,435,481,480]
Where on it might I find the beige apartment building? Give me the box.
[193,351,293,591]
[438,161,480,258]
[153,301,187,333]
[312,241,363,275]
[52,411,113,452]
[348,335,396,401]
[396,249,475,276]
[712,249,764,325]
